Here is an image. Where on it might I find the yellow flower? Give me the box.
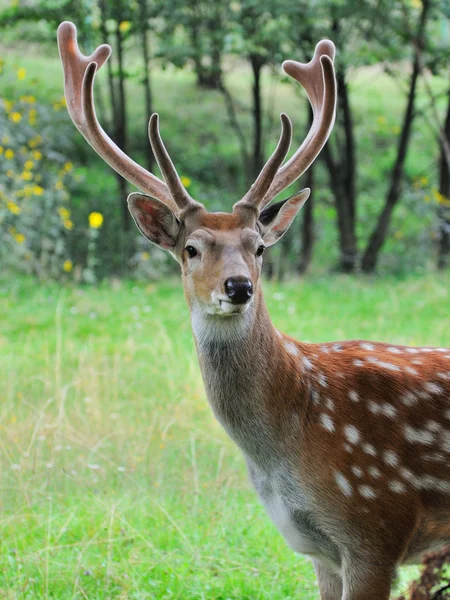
[55,180,64,191]
[420,176,428,186]
[21,171,33,181]
[53,103,62,112]
[60,96,67,107]
[20,95,36,104]
[14,233,25,244]
[63,260,73,272]
[181,176,192,188]
[64,220,74,230]
[89,212,104,228]
[17,67,26,81]
[32,150,42,160]
[6,169,14,178]
[63,162,73,172]
[141,251,150,261]
[10,112,22,123]
[24,160,34,170]
[432,188,450,206]
[7,201,21,215]
[33,185,44,196]
[0,147,3,155]
[376,116,386,126]
[118,21,132,34]
[3,100,13,113]
[58,207,71,219]
[5,149,14,160]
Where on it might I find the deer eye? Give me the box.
[256,245,265,257]
[185,245,198,258]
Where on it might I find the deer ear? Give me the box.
[258,189,310,247]
[128,192,180,250]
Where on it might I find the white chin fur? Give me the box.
[191,301,254,346]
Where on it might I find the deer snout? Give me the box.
[224,277,253,304]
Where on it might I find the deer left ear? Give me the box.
[128,192,181,250]
[258,189,310,247]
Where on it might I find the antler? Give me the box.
[236,40,337,213]
[57,21,196,213]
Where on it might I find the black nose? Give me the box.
[224,277,253,304]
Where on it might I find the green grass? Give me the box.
[1,272,449,598]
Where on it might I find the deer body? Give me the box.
[56,22,450,599]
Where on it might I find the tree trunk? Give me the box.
[250,54,264,180]
[138,0,155,172]
[115,22,130,231]
[298,106,315,274]
[438,85,450,270]
[361,0,430,273]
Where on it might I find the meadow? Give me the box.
[1,271,449,599]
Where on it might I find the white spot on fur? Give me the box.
[348,391,359,403]
[302,356,314,371]
[361,343,374,351]
[444,410,450,420]
[335,471,352,497]
[383,450,399,467]
[311,389,320,405]
[382,404,397,418]
[368,466,381,479]
[405,366,419,376]
[401,392,418,407]
[425,420,442,433]
[406,348,420,354]
[317,373,328,388]
[437,372,450,381]
[275,329,283,339]
[320,345,330,353]
[423,382,443,395]
[320,414,335,433]
[344,425,360,445]
[358,485,376,499]
[344,443,353,453]
[404,424,434,446]
[353,359,364,367]
[332,344,343,353]
[351,466,363,478]
[325,398,335,411]
[285,341,299,357]
[387,347,402,354]
[363,443,377,456]
[389,480,406,493]
[368,401,380,415]
[367,356,401,371]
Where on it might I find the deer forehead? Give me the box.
[185,225,261,250]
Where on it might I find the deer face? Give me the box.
[128,193,310,320]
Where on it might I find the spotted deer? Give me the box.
[57,21,450,600]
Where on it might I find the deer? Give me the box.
[57,21,450,600]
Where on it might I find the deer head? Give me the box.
[57,21,336,334]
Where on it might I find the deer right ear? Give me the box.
[128,193,181,250]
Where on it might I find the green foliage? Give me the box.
[0,60,78,279]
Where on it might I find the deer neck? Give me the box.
[190,287,304,465]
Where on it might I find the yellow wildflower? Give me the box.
[3,100,13,113]
[60,96,67,107]
[10,112,22,123]
[6,169,14,178]
[181,176,192,188]
[55,180,64,191]
[89,212,104,228]
[63,260,73,272]
[17,67,26,81]
[53,103,62,111]
[33,185,44,196]
[14,233,25,244]
[64,220,74,230]
[420,176,428,186]
[58,207,71,219]
[63,162,73,172]
[21,171,33,181]
[432,188,450,206]
[5,149,14,160]
[24,160,34,170]
[7,201,21,215]
[118,21,132,34]
[141,251,150,261]
[33,150,43,160]
[0,147,3,155]
[376,116,386,126]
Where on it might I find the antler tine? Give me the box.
[261,40,337,209]
[234,113,292,213]
[57,21,177,210]
[148,114,200,212]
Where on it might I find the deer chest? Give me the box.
[247,459,341,574]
